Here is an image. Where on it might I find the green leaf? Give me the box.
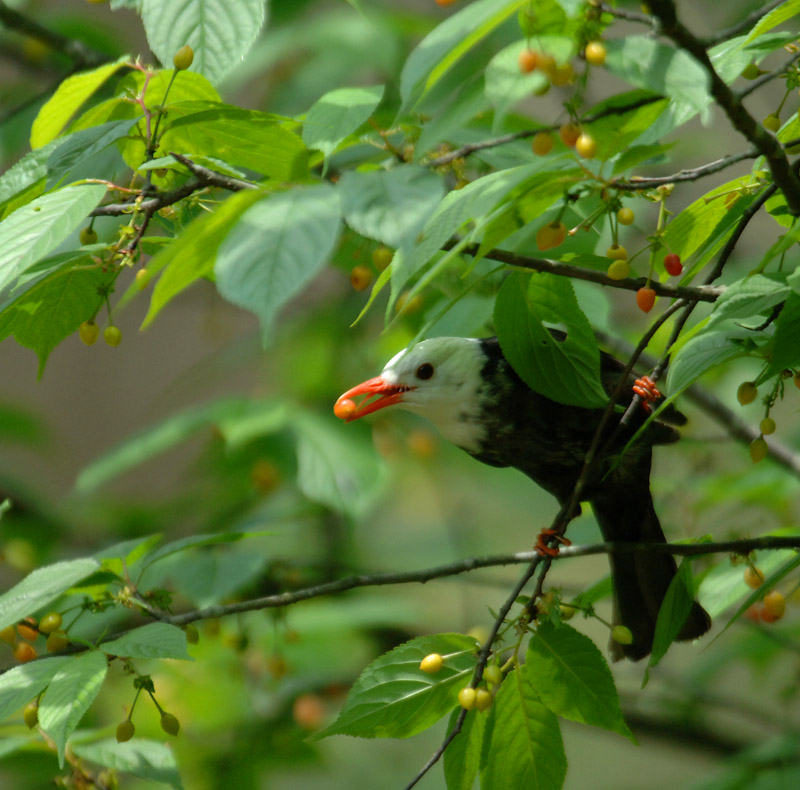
[481,667,566,790]
[666,331,749,395]
[38,651,108,767]
[0,658,70,723]
[604,36,711,122]
[75,397,262,491]
[0,183,108,295]
[100,623,191,660]
[399,0,527,113]
[0,558,99,632]
[0,141,59,210]
[293,411,386,519]
[746,0,800,41]
[165,108,308,181]
[494,272,608,408]
[0,265,113,376]
[443,705,486,790]
[142,188,265,328]
[314,633,478,740]
[141,0,267,84]
[338,165,445,251]
[45,118,139,189]
[215,183,341,340]
[70,738,183,789]
[707,273,790,328]
[141,531,265,568]
[769,291,800,371]
[30,58,128,148]
[526,621,634,741]
[302,85,384,159]
[648,560,698,669]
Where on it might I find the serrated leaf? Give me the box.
[584,91,668,161]
[75,397,260,491]
[141,0,267,85]
[293,411,386,519]
[70,737,183,789]
[747,0,800,42]
[0,658,71,723]
[338,165,445,251]
[38,651,108,767]
[30,58,128,148]
[443,705,486,790]
[100,623,190,660]
[165,108,308,180]
[708,273,790,328]
[526,621,633,740]
[142,188,265,328]
[481,668,566,790]
[0,558,99,632]
[769,291,800,371]
[0,265,113,377]
[495,272,607,407]
[648,560,698,671]
[314,633,478,740]
[399,0,528,113]
[302,85,384,159]
[46,118,139,189]
[666,331,749,395]
[215,184,341,340]
[0,183,108,295]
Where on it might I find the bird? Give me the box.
[335,334,711,660]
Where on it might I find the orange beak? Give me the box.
[334,376,414,422]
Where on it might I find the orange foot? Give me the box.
[535,527,572,557]
[632,375,662,414]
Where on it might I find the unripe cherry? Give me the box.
[575,133,597,159]
[173,45,194,71]
[419,653,444,673]
[483,664,502,685]
[559,122,581,148]
[475,688,493,712]
[532,131,554,156]
[607,260,630,280]
[457,687,477,710]
[584,41,607,66]
[763,590,786,619]
[79,321,99,346]
[750,437,768,463]
[116,720,135,742]
[744,566,765,589]
[611,625,633,645]
[160,712,180,736]
[616,207,634,225]
[518,49,538,74]
[23,702,39,729]
[606,244,628,261]
[636,287,656,313]
[736,381,757,405]
[38,612,62,634]
[760,417,776,435]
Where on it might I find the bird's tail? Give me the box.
[590,487,711,661]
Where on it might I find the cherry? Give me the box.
[136,269,151,289]
[762,590,786,619]
[79,227,98,245]
[636,287,656,313]
[611,625,633,645]
[116,720,135,742]
[333,398,356,420]
[160,712,180,736]
[549,63,573,86]
[537,53,557,77]
[79,321,99,346]
[740,62,760,80]
[536,221,567,251]
[173,45,194,71]
[475,688,493,712]
[744,566,765,589]
[38,612,62,634]
[664,253,683,276]
[419,653,444,673]
[736,381,757,405]
[184,624,200,644]
[760,417,776,435]
[606,244,628,260]
[575,133,597,159]
[372,246,393,271]
[750,437,768,463]
[0,625,17,645]
[559,122,581,148]
[293,693,325,730]
[518,49,538,74]
[584,41,607,66]
[104,326,122,347]
[607,260,630,280]
[617,207,634,225]
[458,687,477,710]
[46,631,70,652]
[532,131,554,156]
[23,702,39,729]
[483,664,502,685]
[350,265,372,291]
[17,618,38,642]
[13,642,37,663]
[763,114,781,132]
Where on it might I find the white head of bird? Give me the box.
[335,337,489,451]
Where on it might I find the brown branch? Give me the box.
[445,240,724,303]
[424,95,665,169]
[0,0,108,67]
[648,0,800,215]
[597,3,654,26]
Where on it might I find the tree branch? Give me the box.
[445,240,724,303]
[648,0,800,215]
[699,0,786,47]
[0,0,108,68]
[738,49,800,100]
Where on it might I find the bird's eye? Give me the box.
[416,363,435,380]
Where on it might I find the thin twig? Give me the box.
[445,240,724,303]
[700,0,786,47]
[597,3,655,26]
[738,49,800,100]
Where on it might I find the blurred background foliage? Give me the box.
[1,0,800,788]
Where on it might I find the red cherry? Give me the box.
[636,287,656,313]
[664,253,683,276]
